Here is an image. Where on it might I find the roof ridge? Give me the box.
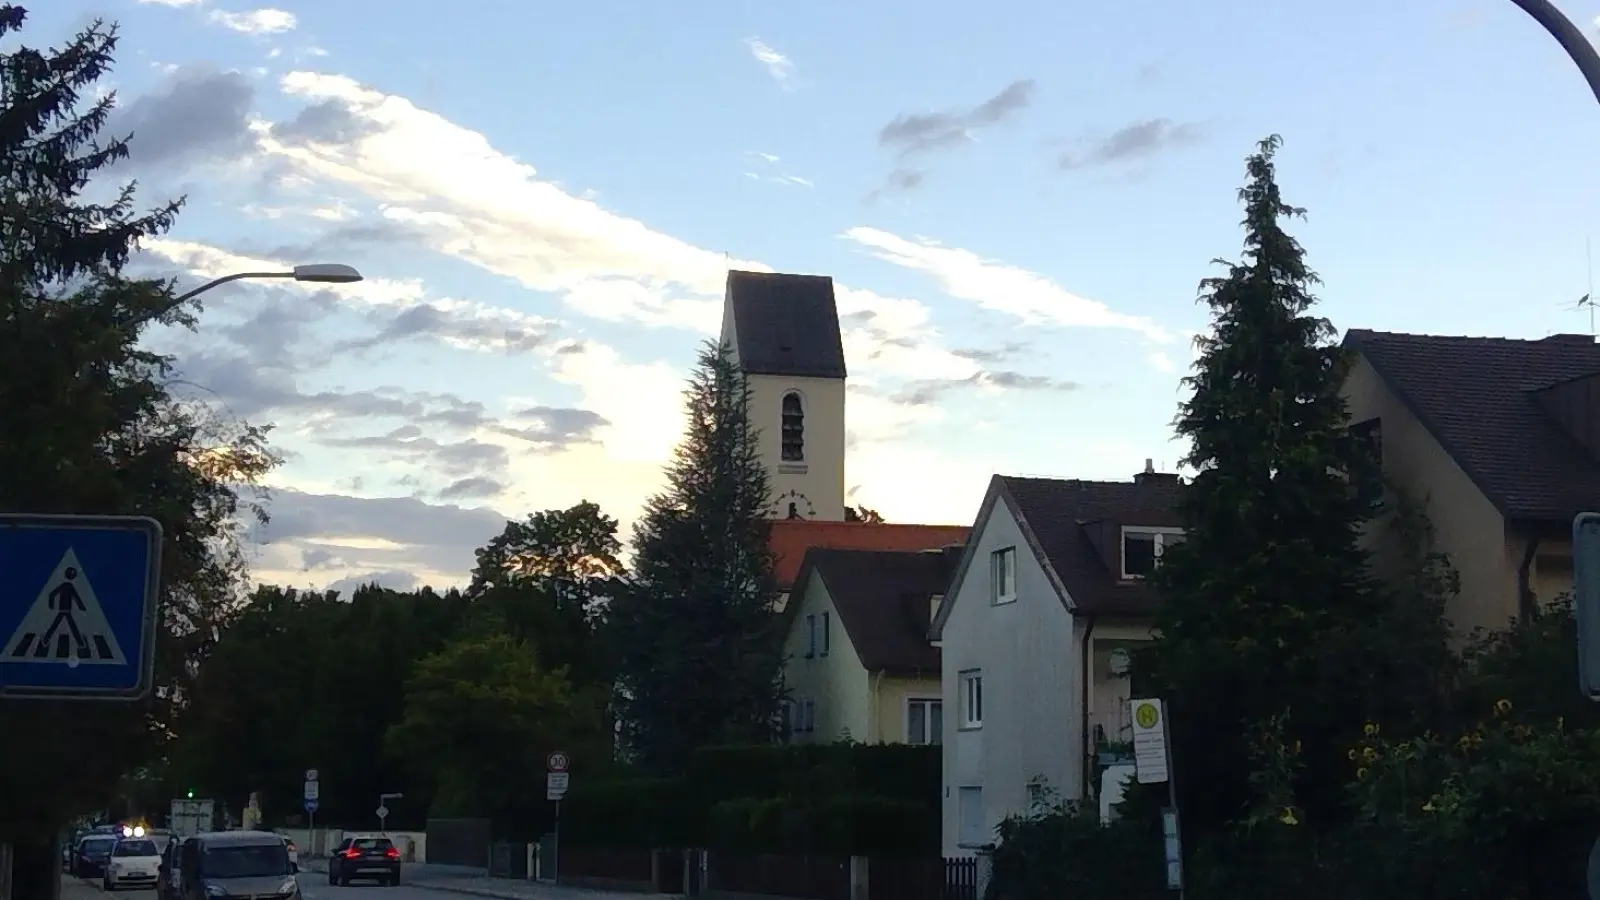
[1349,328,1600,346]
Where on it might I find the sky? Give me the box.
[22,0,1600,594]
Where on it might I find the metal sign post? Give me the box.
[303,769,319,841]
[1130,698,1183,897]
[546,752,570,883]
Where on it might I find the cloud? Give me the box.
[209,8,297,34]
[742,38,795,87]
[878,80,1035,158]
[865,168,926,203]
[843,227,1172,342]
[251,488,506,588]
[892,370,1080,406]
[439,477,506,502]
[1059,118,1205,170]
[109,65,256,169]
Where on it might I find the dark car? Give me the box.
[176,831,298,899]
[72,834,118,878]
[328,836,401,886]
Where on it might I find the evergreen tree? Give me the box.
[1146,136,1445,836]
[608,341,785,772]
[0,7,276,841]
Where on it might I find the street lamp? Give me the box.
[170,263,364,306]
[1508,0,1600,107]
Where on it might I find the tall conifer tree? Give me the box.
[608,341,785,771]
[1148,136,1439,834]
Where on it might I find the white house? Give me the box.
[928,465,1184,856]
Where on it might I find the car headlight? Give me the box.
[204,884,228,897]
[279,877,299,895]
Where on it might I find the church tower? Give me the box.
[721,270,848,522]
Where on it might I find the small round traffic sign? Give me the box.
[547,751,570,772]
[305,768,319,781]
[376,805,389,819]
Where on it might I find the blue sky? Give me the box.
[27,0,1600,591]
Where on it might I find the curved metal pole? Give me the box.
[170,271,295,306]
[1507,0,1600,106]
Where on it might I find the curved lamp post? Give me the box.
[1508,0,1600,106]
[170,263,364,307]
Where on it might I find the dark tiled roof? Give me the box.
[798,547,957,674]
[726,270,848,379]
[1001,474,1185,617]
[769,520,971,589]
[1345,330,1600,523]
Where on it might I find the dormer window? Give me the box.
[1121,527,1184,579]
[781,392,805,462]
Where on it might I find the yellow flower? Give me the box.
[1362,746,1378,762]
[1363,722,1379,737]
[1292,739,1302,754]
[1422,800,1435,813]
[1347,748,1358,761]
[1558,716,1566,731]
[1279,807,1299,826]
[1494,698,1512,715]
[1356,766,1368,779]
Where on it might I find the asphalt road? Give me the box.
[62,874,463,900]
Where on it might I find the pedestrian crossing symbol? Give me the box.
[2,548,127,666]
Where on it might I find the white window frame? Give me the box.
[806,613,816,658]
[991,547,1017,604]
[905,697,942,745]
[958,670,983,729]
[1120,527,1185,580]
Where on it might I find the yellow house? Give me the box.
[782,545,963,744]
[1343,329,1600,637]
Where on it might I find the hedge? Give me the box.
[561,743,940,852]
[709,795,936,856]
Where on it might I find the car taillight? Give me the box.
[384,848,400,859]
[343,848,361,858]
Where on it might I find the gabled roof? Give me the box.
[931,473,1185,638]
[768,520,972,590]
[1344,329,1600,524]
[789,547,958,675]
[725,270,847,379]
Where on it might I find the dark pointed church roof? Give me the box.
[725,270,847,379]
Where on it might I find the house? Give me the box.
[782,545,966,744]
[929,465,1184,856]
[1343,330,1600,636]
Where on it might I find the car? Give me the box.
[327,836,402,886]
[103,837,162,891]
[71,834,118,878]
[174,831,299,900]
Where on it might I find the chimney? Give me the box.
[1134,459,1180,486]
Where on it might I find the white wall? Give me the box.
[940,500,1082,857]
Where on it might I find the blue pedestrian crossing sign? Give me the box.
[304,799,319,813]
[0,514,162,700]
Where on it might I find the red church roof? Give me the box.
[768,520,970,590]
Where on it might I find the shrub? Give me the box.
[709,795,935,856]
[560,777,694,848]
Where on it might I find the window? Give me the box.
[1026,782,1049,812]
[1121,528,1184,579]
[781,392,805,462]
[1351,418,1384,508]
[806,614,816,658]
[959,670,983,728]
[957,787,985,847]
[820,611,830,656]
[991,547,1017,603]
[907,698,942,745]
[803,699,816,733]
